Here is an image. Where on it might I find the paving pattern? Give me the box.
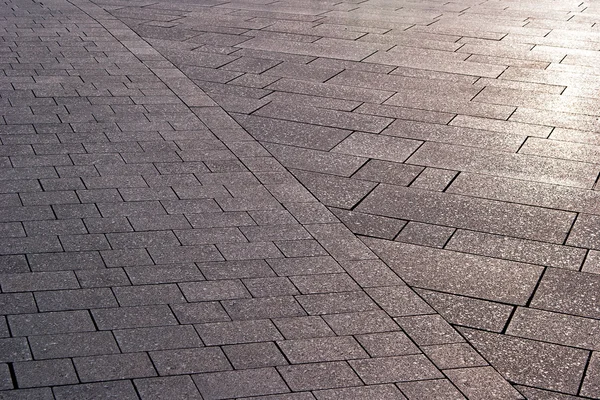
[1,0,600,398]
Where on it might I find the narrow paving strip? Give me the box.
[0,0,522,399]
[86,0,600,398]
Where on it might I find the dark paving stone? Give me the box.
[462,328,589,395]
[193,368,289,400]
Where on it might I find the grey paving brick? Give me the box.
[445,366,524,400]
[350,354,443,384]
[196,319,283,345]
[75,351,156,383]
[28,251,104,272]
[13,359,78,388]
[35,288,117,311]
[92,305,178,330]
[193,368,289,400]
[366,238,543,305]
[135,375,203,400]
[243,277,299,297]
[366,285,434,317]
[397,380,466,400]
[147,245,223,264]
[268,256,342,276]
[126,264,204,285]
[396,314,464,346]
[278,361,362,391]
[273,316,334,339]
[323,310,399,335]
[291,273,359,294]
[171,302,230,324]
[53,381,139,400]
[0,293,37,315]
[314,384,406,400]
[356,331,420,358]
[581,351,600,399]
[275,240,328,258]
[29,331,119,359]
[341,260,404,288]
[422,343,488,370]
[0,255,29,274]
[1,271,80,292]
[0,338,31,362]
[462,328,588,395]
[531,268,600,319]
[297,291,379,315]
[223,342,288,369]
[279,336,367,363]
[222,296,306,320]
[330,209,406,240]
[114,325,201,352]
[9,310,95,337]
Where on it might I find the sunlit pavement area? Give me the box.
[1,0,600,398]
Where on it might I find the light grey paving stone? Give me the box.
[150,347,231,375]
[314,384,407,400]
[365,238,543,305]
[53,381,139,400]
[193,368,290,400]
[446,230,586,270]
[14,359,78,388]
[278,361,362,391]
[397,379,466,400]
[462,328,589,395]
[135,375,203,400]
[445,367,524,400]
[531,268,600,319]
[223,342,288,369]
[74,353,157,382]
[350,355,443,384]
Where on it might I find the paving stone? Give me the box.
[355,331,420,358]
[422,343,488,370]
[358,185,575,244]
[74,353,157,382]
[14,359,78,388]
[135,375,203,400]
[397,379,466,400]
[365,238,543,305]
[53,381,138,400]
[113,284,186,306]
[222,296,306,320]
[396,314,464,346]
[314,384,407,400]
[507,307,600,350]
[9,311,95,336]
[223,342,288,369]
[92,305,178,330]
[350,355,443,384]
[278,336,367,363]
[531,268,600,319]
[395,221,455,248]
[29,332,119,360]
[171,302,230,324]
[0,338,31,362]
[330,209,406,240]
[126,264,204,285]
[446,230,586,270]
[150,347,231,375]
[193,368,290,400]
[323,310,399,335]
[365,286,434,316]
[114,325,202,352]
[34,288,117,311]
[444,367,524,400]
[278,362,362,391]
[581,351,600,399]
[566,213,600,250]
[196,319,283,345]
[179,280,249,302]
[462,328,589,395]
[416,289,514,332]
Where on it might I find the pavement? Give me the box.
[0,0,599,398]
